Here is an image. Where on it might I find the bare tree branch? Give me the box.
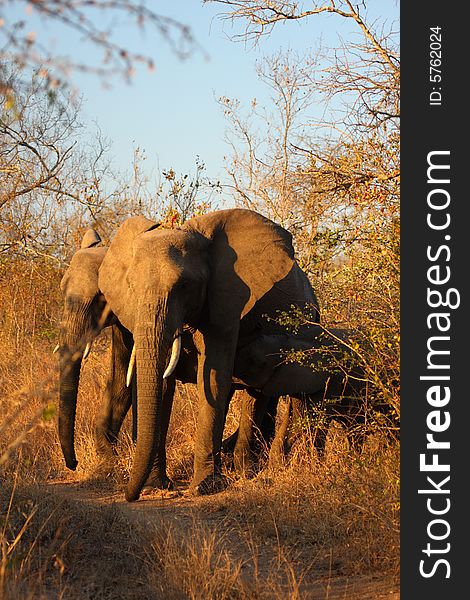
[0,0,200,91]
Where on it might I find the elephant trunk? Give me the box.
[59,352,82,470]
[58,303,92,470]
[125,296,176,502]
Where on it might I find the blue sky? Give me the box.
[7,1,399,190]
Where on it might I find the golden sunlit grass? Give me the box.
[0,480,157,600]
[0,343,399,598]
[0,263,399,599]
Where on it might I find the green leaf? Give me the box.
[42,403,56,421]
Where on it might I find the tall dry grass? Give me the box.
[0,257,399,599]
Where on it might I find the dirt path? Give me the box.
[45,478,399,600]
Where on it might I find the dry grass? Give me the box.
[0,263,399,599]
[0,357,399,598]
[0,479,166,600]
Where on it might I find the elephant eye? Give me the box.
[96,293,107,307]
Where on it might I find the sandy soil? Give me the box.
[46,478,399,600]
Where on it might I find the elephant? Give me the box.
[221,389,278,475]
[57,228,176,491]
[227,327,369,470]
[57,224,315,494]
[98,209,320,501]
[58,228,126,469]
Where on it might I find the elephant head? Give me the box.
[58,228,114,470]
[99,208,318,501]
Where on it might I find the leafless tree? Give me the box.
[212,1,399,271]
[206,0,399,133]
[1,67,220,262]
[220,51,319,229]
[0,0,199,93]
[0,67,127,260]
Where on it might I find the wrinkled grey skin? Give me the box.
[98,209,319,501]
[58,231,118,471]
[57,229,314,492]
[57,229,298,492]
[229,328,367,469]
[58,230,174,490]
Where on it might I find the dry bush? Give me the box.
[0,259,61,481]
[1,328,108,486]
[316,220,400,430]
[211,423,400,578]
[165,385,245,484]
[0,259,61,350]
[0,209,399,600]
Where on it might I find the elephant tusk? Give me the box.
[83,342,92,360]
[53,343,60,355]
[163,335,182,379]
[126,345,136,387]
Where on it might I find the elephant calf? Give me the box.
[226,327,368,473]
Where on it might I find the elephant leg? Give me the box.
[233,389,254,476]
[190,330,238,495]
[269,396,293,469]
[143,376,175,492]
[233,389,261,476]
[235,389,276,477]
[221,429,238,456]
[95,325,133,458]
[223,394,278,460]
[270,395,314,466]
[258,395,279,447]
[221,387,238,459]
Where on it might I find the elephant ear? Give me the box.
[184,209,296,330]
[60,245,107,295]
[61,227,104,295]
[80,229,101,249]
[98,216,158,331]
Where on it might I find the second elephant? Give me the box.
[227,327,368,472]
